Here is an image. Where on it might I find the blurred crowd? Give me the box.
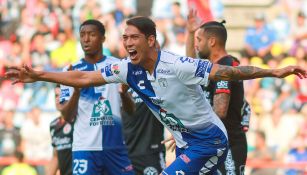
[0,0,306,174]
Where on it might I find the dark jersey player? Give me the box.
[186,9,251,174]
[120,85,165,175]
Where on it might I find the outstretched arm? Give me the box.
[209,64,307,81]
[5,65,107,87]
[186,9,201,58]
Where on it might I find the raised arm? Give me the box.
[186,9,201,58]
[209,64,307,81]
[5,65,107,87]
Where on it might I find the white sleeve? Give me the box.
[100,61,128,84]
[174,57,213,86]
[60,66,74,103]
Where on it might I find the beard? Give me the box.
[197,50,210,60]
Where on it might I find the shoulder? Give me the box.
[218,55,240,66]
[159,50,183,64]
[50,117,61,128]
[62,59,85,71]
[105,55,121,63]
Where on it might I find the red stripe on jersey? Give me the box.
[215,89,231,94]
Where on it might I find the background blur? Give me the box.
[0,0,306,174]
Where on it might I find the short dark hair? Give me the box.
[80,19,105,36]
[200,20,227,46]
[126,16,156,39]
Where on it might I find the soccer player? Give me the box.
[47,84,73,175]
[120,83,166,175]
[6,16,307,175]
[50,19,134,175]
[186,9,250,174]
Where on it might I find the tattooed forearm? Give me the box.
[213,93,230,119]
[213,65,274,81]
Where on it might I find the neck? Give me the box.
[84,50,103,64]
[209,47,227,63]
[141,48,158,75]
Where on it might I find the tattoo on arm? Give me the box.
[213,93,230,119]
[213,65,274,81]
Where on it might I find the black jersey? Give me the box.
[121,89,165,157]
[50,117,73,175]
[203,55,251,137]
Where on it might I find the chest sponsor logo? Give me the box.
[158,78,168,88]
[159,109,189,133]
[216,81,229,89]
[90,97,114,126]
[133,70,143,75]
[53,136,72,150]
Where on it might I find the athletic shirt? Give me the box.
[50,117,73,175]
[121,89,165,156]
[101,50,227,148]
[60,56,125,151]
[203,55,251,137]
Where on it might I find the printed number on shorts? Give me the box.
[73,159,88,174]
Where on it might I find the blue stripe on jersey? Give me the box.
[195,60,210,78]
[153,50,161,79]
[126,63,161,113]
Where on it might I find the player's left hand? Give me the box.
[275,66,307,79]
[161,135,176,152]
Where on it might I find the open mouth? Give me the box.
[128,49,137,59]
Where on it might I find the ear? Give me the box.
[101,36,106,43]
[209,37,216,47]
[147,35,156,48]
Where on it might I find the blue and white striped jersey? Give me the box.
[101,50,227,148]
[60,56,125,151]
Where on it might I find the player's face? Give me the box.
[54,87,61,111]
[122,25,153,65]
[80,25,105,55]
[195,29,211,59]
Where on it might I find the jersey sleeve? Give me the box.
[174,57,213,86]
[60,66,74,104]
[100,60,128,84]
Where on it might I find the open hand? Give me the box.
[187,9,203,33]
[5,65,39,84]
[275,66,307,79]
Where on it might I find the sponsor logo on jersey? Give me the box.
[216,81,229,89]
[180,154,191,164]
[157,69,171,75]
[60,89,70,98]
[133,70,143,75]
[144,167,158,175]
[90,97,114,126]
[112,64,120,74]
[76,65,88,71]
[104,64,113,77]
[179,57,195,63]
[158,78,168,88]
[159,109,189,133]
[150,96,164,105]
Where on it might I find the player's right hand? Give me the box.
[161,135,176,152]
[5,65,39,84]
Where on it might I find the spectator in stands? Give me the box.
[249,130,276,175]
[1,151,37,175]
[0,110,21,157]
[242,13,276,63]
[290,11,307,55]
[20,107,52,175]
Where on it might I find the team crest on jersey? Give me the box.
[63,123,72,134]
[158,78,168,88]
[112,64,120,74]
